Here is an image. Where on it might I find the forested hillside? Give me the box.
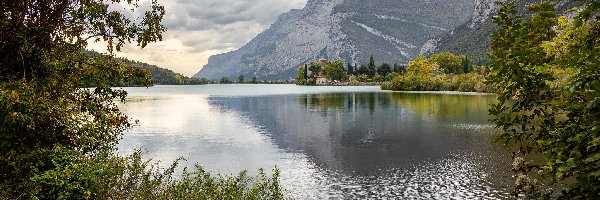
[84,51,207,86]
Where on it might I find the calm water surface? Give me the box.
[118,84,513,199]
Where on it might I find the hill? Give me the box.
[84,50,207,86]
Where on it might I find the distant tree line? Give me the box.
[219,75,291,84]
[84,50,208,86]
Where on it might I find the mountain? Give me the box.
[429,0,579,63]
[194,0,475,80]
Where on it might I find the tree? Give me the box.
[308,63,322,77]
[428,52,463,74]
[462,56,472,74]
[357,64,369,76]
[238,74,245,83]
[304,64,308,79]
[488,1,600,198]
[0,0,165,197]
[220,77,231,84]
[393,63,407,74]
[367,55,376,77]
[407,55,435,76]
[347,62,354,76]
[296,65,306,85]
[377,63,391,76]
[252,76,257,84]
[325,60,346,81]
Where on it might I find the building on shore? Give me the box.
[312,58,328,85]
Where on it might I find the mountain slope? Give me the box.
[195,0,474,80]
[429,0,579,63]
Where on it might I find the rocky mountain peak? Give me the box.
[195,0,475,80]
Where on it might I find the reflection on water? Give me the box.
[118,85,512,199]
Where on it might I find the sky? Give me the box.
[88,0,307,76]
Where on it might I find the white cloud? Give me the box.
[90,0,307,76]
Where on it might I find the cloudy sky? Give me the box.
[89,0,307,76]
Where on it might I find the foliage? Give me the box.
[347,62,354,75]
[377,63,392,76]
[488,1,600,198]
[428,52,464,74]
[407,55,436,76]
[296,65,307,85]
[382,73,493,93]
[308,63,322,76]
[20,148,286,199]
[357,64,369,76]
[393,63,407,74]
[367,55,376,77]
[462,56,473,74]
[382,74,444,91]
[238,75,245,83]
[220,77,232,84]
[348,74,380,86]
[325,60,346,81]
[81,51,207,86]
[0,0,165,196]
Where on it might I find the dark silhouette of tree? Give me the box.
[377,63,391,76]
[347,62,354,75]
[357,64,369,76]
[368,55,376,77]
[238,75,245,83]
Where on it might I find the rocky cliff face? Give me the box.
[195,0,474,80]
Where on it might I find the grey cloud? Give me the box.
[157,0,306,53]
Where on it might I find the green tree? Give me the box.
[462,56,472,73]
[296,65,306,85]
[393,63,407,74]
[407,55,435,76]
[0,0,165,197]
[428,52,463,74]
[367,55,376,77]
[488,1,600,198]
[308,62,322,77]
[325,60,346,81]
[252,76,257,84]
[220,77,231,84]
[347,62,354,75]
[377,63,392,76]
[357,64,369,76]
[238,74,245,83]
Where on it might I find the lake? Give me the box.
[118,84,513,199]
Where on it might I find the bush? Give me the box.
[19,148,286,199]
[382,74,445,91]
[382,73,495,93]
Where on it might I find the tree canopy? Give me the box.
[325,60,346,81]
[428,52,464,74]
[488,1,600,198]
[0,0,167,197]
